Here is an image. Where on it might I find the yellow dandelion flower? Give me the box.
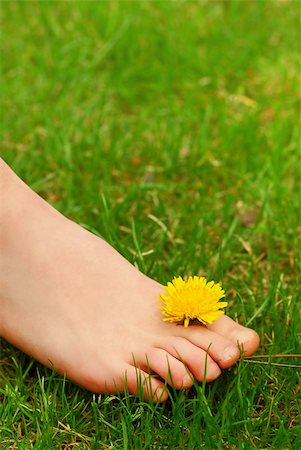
[158,276,228,327]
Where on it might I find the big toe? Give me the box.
[207,315,260,356]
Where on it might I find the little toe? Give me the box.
[159,337,221,382]
[138,348,194,389]
[124,365,169,402]
[207,315,260,356]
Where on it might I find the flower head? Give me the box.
[158,276,227,327]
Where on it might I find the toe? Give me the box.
[159,337,221,381]
[77,361,168,403]
[124,365,169,402]
[138,348,194,389]
[207,315,260,356]
[174,325,241,369]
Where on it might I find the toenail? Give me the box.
[154,387,169,402]
[183,372,193,387]
[204,361,221,380]
[222,346,239,362]
[209,362,221,377]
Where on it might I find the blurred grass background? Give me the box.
[1,1,300,448]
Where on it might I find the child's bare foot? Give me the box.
[0,159,259,402]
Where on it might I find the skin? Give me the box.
[0,158,259,402]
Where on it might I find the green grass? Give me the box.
[1,0,300,448]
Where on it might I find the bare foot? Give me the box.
[0,159,259,402]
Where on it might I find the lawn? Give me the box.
[1,0,300,448]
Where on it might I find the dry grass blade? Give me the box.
[246,354,301,359]
[244,360,301,368]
